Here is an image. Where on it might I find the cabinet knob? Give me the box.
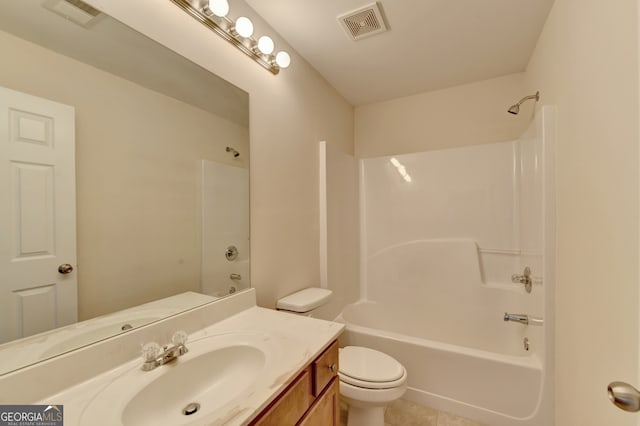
[328,363,337,373]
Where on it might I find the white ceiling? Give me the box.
[245,0,555,105]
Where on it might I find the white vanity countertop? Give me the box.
[37,306,344,426]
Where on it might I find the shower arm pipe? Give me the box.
[515,92,540,106]
[508,91,540,115]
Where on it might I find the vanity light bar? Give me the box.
[169,0,290,75]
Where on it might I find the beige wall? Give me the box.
[88,0,356,315]
[525,0,639,424]
[0,30,249,319]
[355,73,528,157]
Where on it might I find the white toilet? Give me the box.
[276,288,407,426]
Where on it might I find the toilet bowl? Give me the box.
[275,288,407,426]
[339,346,407,426]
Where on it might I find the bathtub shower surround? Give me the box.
[361,136,541,291]
[339,107,555,426]
[201,160,250,297]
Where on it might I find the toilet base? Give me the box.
[346,405,385,426]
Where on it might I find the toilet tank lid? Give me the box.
[276,288,332,313]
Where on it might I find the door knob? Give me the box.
[608,381,640,412]
[58,264,74,274]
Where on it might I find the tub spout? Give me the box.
[504,313,529,324]
[503,313,543,326]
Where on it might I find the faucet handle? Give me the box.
[171,330,188,346]
[141,342,161,362]
[511,266,533,293]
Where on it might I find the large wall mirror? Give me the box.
[0,0,250,375]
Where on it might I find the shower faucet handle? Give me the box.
[511,266,533,293]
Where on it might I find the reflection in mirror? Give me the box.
[0,0,249,375]
[0,292,215,375]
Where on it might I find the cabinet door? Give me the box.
[298,377,339,426]
[252,368,313,426]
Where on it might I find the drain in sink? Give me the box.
[182,402,200,416]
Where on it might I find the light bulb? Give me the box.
[275,51,291,69]
[208,0,229,17]
[257,36,275,55]
[235,17,254,38]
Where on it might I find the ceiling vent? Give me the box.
[43,0,102,28]
[338,2,388,41]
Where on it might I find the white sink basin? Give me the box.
[80,333,271,425]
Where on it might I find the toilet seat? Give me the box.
[339,346,407,389]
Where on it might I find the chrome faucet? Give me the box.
[503,313,544,326]
[141,330,188,371]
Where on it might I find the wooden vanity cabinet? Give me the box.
[297,378,339,426]
[250,340,339,426]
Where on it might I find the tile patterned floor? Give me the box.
[340,399,487,426]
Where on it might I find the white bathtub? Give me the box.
[336,299,550,426]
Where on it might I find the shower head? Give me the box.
[226,146,240,158]
[507,91,540,115]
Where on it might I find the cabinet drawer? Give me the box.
[312,340,338,396]
[252,367,313,426]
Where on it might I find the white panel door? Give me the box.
[0,87,77,344]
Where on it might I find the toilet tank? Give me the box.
[276,288,332,316]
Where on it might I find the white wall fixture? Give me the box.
[169,0,291,74]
